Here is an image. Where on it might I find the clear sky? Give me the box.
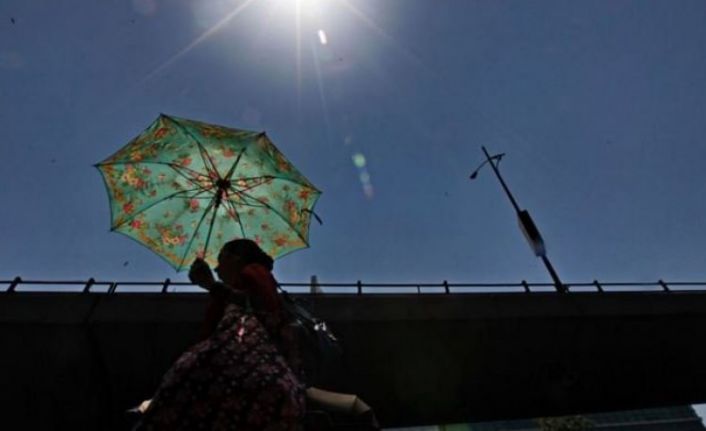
[2,0,706,421]
[3,0,706,285]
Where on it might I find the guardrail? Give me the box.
[2,277,706,294]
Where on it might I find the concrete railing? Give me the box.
[3,277,706,294]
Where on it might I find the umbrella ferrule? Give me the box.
[216,178,231,190]
[214,179,232,206]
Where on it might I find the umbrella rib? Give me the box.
[196,141,221,179]
[223,148,247,182]
[166,163,206,179]
[202,200,221,260]
[165,167,212,194]
[231,177,274,194]
[231,177,317,196]
[169,164,212,190]
[164,116,222,179]
[178,197,218,270]
[236,175,320,191]
[176,189,215,201]
[113,187,206,230]
[233,189,309,245]
[228,201,266,210]
[223,192,247,238]
[100,161,213,193]
[101,161,207,181]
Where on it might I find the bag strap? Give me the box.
[277,285,319,326]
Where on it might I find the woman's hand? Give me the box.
[189,258,216,289]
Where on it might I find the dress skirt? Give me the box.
[135,303,305,430]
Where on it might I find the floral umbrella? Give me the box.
[96,114,321,271]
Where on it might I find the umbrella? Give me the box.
[96,114,321,271]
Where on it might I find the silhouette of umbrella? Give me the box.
[96,114,321,271]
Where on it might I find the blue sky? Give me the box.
[2,0,706,422]
[3,0,706,285]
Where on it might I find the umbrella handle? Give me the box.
[202,198,222,258]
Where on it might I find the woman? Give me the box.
[135,239,305,431]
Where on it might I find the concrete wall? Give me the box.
[1,291,706,429]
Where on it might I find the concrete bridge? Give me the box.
[2,280,706,430]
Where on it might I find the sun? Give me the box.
[295,0,325,16]
[272,0,325,20]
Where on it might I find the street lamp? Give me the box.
[470,146,566,293]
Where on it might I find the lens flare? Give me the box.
[318,29,328,45]
[351,152,374,199]
[352,153,366,168]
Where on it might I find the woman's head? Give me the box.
[215,239,274,283]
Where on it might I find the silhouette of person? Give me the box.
[134,239,305,431]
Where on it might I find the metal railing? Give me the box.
[2,277,706,295]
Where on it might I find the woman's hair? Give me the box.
[221,239,274,271]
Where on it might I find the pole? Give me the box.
[482,146,521,213]
[541,255,565,293]
[480,146,566,293]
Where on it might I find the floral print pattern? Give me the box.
[96,114,321,270]
[135,303,305,430]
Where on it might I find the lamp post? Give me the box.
[470,146,566,293]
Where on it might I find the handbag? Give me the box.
[278,288,342,385]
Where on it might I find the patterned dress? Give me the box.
[135,265,305,430]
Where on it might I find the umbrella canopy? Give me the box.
[96,114,321,271]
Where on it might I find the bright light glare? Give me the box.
[269,0,332,35]
[298,0,323,17]
[276,0,323,19]
[318,29,328,45]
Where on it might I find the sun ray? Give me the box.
[140,0,257,84]
[310,39,334,148]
